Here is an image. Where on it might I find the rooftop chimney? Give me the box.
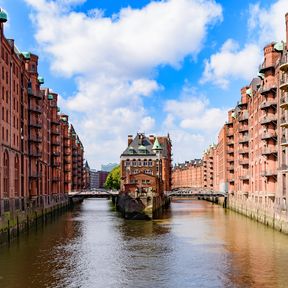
[149,134,155,144]
[128,135,133,146]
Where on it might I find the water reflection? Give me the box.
[0,199,288,288]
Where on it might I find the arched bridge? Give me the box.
[69,189,119,199]
[166,188,227,198]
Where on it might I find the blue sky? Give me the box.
[1,0,287,168]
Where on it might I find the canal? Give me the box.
[1,199,288,288]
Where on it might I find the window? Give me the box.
[3,150,9,198]
[15,155,19,197]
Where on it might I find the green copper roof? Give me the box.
[48,94,53,100]
[138,145,147,153]
[257,72,264,80]
[38,76,44,85]
[274,42,284,52]
[57,107,60,112]
[0,9,8,23]
[152,137,162,150]
[22,52,31,60]
[246,88,252,97]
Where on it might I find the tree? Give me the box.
[104,165,120,190]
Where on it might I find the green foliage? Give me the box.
[104,165,120,190]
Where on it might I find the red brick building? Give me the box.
[0,10,86,218]
[120,133,172,197]
[172,159,202,189]
[173,13,288,233]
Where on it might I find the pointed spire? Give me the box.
[152,137,162,151]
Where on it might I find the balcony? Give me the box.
[228,165,234,171]
[280,75,288,92]
[260,100,277,110]
[239,125,248,132]
[239,135,249,143]
[227,128,234,136]
[51,140,61,146]
[260,115,277,125]
[29,104,42,114]
[29,173,41,178]
[52,162,61,167]
[238,111,249,122]
[29,135,42,143]
[29,150,41,157]
[228,156,234,162]
[280,165,288,172]
[51,126,60,135]
[239,159,249,166]
[52,152,60,157]
[239,175,249,181]
[228,178,235,183]
[29,118,42,128]
[281,137,288,147]
[262,148,277,155]
[259,62,275,73]
[227,139,234,146]
[261,131,277,140]
[280,117,288,128]
[51,119,60,125]
[239,148,249,154]
[280,96,288,109]
[227,148,234,154]
[279,53,288,72]
[259,85,277,95]
[27,88,42,99]
[261,170,277,177]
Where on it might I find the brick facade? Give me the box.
[0,13,86,216]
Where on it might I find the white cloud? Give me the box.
[162,83,228,163]
[201,39,262,88]
[201,0,288,89]
[248,0,288,46]
[24,0,223,168]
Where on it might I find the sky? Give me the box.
[1,0,287,168]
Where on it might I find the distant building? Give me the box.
[101,163,118,172]
[90,169,109,189]
[83,161,91,190]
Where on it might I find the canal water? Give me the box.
[0,199,288,288]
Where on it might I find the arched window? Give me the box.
[14,155,19,197]
[3,150,9,198]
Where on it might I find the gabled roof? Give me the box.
[152,137,162,151]
[121,133,156,156]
